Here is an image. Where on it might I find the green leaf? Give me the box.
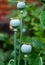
[24,16,30,22]
[40,11,45,29]
[0,49,5,61]
[0,61,4,65]
[32,38,44,51]
[34,31,42,36]
[28,53,41,65]
[22,11,27,17]
[0,33,7,41]
[22,36,32,43]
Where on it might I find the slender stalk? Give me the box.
[24,55,27,65]
[8,59,14,65]
[18,11,23,65]
[28,57,30,65]
[14,29,17,65]
[25,58,27,65]
[39,57,43,65]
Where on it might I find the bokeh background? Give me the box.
[0,0,45,65]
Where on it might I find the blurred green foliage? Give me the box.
[0,0,45,65]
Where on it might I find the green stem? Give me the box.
[18,11,23,65]
[24,55,27,65]
[39,57,43,65]
[14,29,17,65]
[8,59,14,65]
[28,57,31,65]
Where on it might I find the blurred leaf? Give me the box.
[28,53,42,65]
[0,49,5,62]
[0,61,4,65]
[40,11,45,29]
[21,36,32,43]
[32,38,44,51]
[24,16,31,22]
[22,11,27,17]
[0,33,7,41]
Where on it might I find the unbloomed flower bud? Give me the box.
[21,44,32,54]
[10,19,20,28]
[17,2,25,10]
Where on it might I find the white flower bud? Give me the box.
[22,28,26,33]
[17,2,25,10]
[24,54,27,58]
[10,19,20,28]
[21,44,32,54]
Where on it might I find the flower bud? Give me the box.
[17,2,25,10]
[22,28,26,33]
[21,44,32,54]
[10,19,20,28]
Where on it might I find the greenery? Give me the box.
[0,0,45,65]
